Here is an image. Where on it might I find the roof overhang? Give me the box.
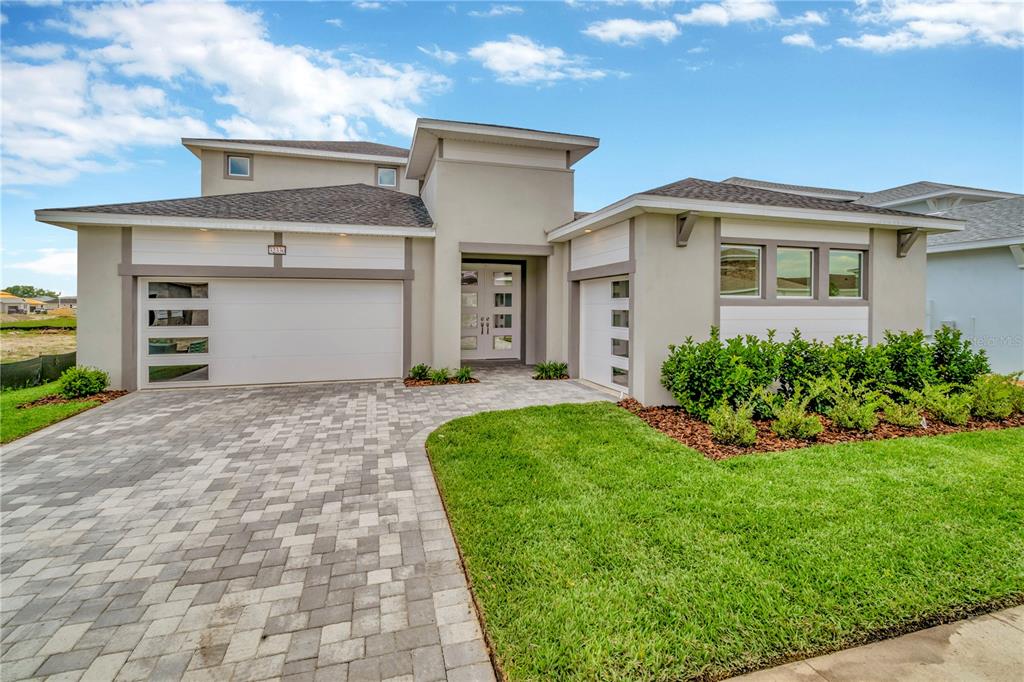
[928,235,1024,254]
[35,210,435,238]
[547,194,964,242]
[406,118,599,180]
[181,139,408,166]
[871,188,1020,208]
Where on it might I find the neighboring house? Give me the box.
[35,120,960,404]
[726,177,1023,374]
[37,295,78,310]
[0,291,28,314]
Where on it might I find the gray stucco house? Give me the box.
[35,119,962,404]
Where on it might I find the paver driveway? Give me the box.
[1,367,610,681]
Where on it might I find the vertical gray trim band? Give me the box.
[437,138,444,159]
[568,280,580,378]
[627,218,635,396]
[867,229,875,344]
[273,231,283,268]
[120,227,138,392]
[403,238,412,375]
[713,217,721,330]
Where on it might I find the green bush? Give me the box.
[708,401,757,446]
[970,374,1016,420]
[1011,378,1024,414]
[879,330,936,392]
[768,390,823,440]
[809,373,881,432]
[409,363,431,380]
[455,366,474,384]
[58,366,109,399]
[533,361,569,380]
[429,367,451,385]
[931,326,990,385]
[880,392,924,428]
[922,383,972,426]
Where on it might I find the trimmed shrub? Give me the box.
[455,366,474,384]
[768,390,823,440]
[429,367,451,385]
[809,373,881,432]
[931,326,990,385]
[1011,379,1024,415]
[922,383,972,426]
[409,363,431,380]
[533,361,569,380]
[708,401,757,446]
[59,366,109,399]
[880,394,924,428]
[879,330,936,392]
[970,374,1016,420]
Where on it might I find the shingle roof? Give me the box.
[642,178,945,220]
[42,184,433,228]
[188,139,409,158]
[929,197,1024,247]
[722,177,864,201]
[854,181,1018,206]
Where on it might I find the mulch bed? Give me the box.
[403,378,480,387]
[533,375,569,381]
[618,398,1024,460]
[18,390,127,409]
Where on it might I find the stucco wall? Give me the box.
[570,219,630,270]
[928,247,1024,373]
[200,150,418,196]
[77,226,125,389]
[870,228,927,340]
[410,237,434,368]
[429,158,574,368]
[442,139,566,169]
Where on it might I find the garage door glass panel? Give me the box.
[461,293,478,308]
[612,367,628,387]
[149,309,209,327]
[461,271,478,286]
[612,338,629,358]
[612,310,629,328]
[461,314,478,328]
[148,282,208,299]
[148,337,208,355]
[493,272,513,286]
[149,364,209,382]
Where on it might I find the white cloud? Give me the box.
[468,5,524,18]
[8,249,77,277]
[782,32,816,48]
[7,42,67,60]
[687,46,708,53]
[468,34,605,84]
[779,10,828,26]
[675,0,777,25]
[839,0,1024,51]
[1,13,8,25]
[583,18,680,45]
[352,1,384,9]
[325,18,344,27]
[418,44,459,65]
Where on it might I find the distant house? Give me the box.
[0,291,28,314]
[37,295,78,310]
[725,178,1023,374]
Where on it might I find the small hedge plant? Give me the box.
[970,374,1017,420]
[808,373,881,432]
[455,366,474,384]
[765,389,822,440]
[59,366,109,399]
[533,361,569,380]
[429,367,451,385]
[708,401,757,446]
[922,383,972,426]
[408,363,431,380]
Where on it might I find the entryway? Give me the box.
[460,263,521,361]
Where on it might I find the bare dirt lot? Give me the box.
[1,329,77,363]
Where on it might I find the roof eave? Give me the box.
[868,188,1021,208]
[34,210,435,238]
[928,235,1024,254]
[181,139,409,166]
[547,195,964,242]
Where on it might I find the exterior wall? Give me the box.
[547,242,570,363]
[133,227,272,266]
[77,226,125,389]
[720,306,869,341]
[928,247,1024,373]
[632,214,716,405]
[199,150,417,196]
[570,219,630,270]
[410,237,435,367]
[428,157,574,368]
[870,228,927,339]
[721,220,869,245]
[442,139,565,170]
[281,234,405,269]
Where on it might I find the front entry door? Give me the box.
[460,264,521,360]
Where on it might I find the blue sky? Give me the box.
[2,0,1021,294]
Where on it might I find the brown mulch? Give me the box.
[404,377,480,387]
[533,375,569,381]
[18,390,127,409]
[618,398,1024,461]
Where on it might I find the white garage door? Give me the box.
[140,278,403,388]
[580,276,630,392]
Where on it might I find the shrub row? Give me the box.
[408,363,474,384]
[661,327,990,420]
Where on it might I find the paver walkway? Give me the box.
[730,605,1024,682]
[1,367,609,681]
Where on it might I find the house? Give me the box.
[37,295,78,310]
[35,119,961,404]
[726,177,1024,374]
[0,291,28,314]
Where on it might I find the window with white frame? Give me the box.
[376,167,398,187]
[226,155,251,178]
[720,244,762,297]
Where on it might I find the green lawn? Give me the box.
[427,402,1024,681]
[1,382,98,444]
[0,316,77,330]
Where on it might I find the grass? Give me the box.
[1,382,98,444]
[0,329,76,363]
[426,402,1024,681]
[0,316,77,330]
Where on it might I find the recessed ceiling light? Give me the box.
[584,229,592,233]
[199,228,209,232]
[338,233,348,237]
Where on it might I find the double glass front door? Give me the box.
[460,263,521,360]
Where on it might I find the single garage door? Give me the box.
[140,278,403,388]
[580,276,630,392]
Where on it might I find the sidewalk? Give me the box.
[731,605,1023,682]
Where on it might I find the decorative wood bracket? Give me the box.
[897,228,921,258]
[1009,244,1024,269]
[676,212,698,247]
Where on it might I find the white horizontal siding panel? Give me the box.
[133,227,272,267]
[443,139,565,169]
[281,234,405,269]
[720,305,869,342]
[571,220,630,271]
[721,219,870,245]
